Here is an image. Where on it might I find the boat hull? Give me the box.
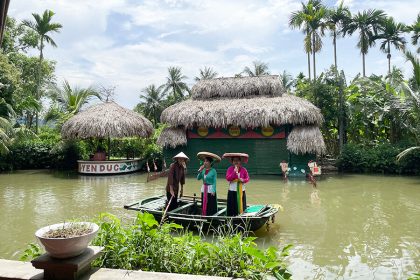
[124,195,278,232]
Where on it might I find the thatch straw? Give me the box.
[161,94,323,128]
[157,127,187,148]
[62,101,154,139]
[192,75,283,100]
[287,125,326,155]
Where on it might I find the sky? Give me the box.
[7,0,420,109]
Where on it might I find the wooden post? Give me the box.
[107,137,111,160]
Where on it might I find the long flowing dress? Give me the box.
[197,167,218,216]
[166,162,185,211]
[225,166,249,216]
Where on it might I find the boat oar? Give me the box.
[147,169,169,182]
[308,172,317,188]
[160,195,173,225]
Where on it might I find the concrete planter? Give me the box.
[35,222,99,259]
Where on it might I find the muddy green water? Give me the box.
[0,171,419,279]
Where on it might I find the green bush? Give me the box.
[7,140,55,169]
[110,138,144,159]
[51,140,90,170]
[338,143,420,174]
[92,213,292,279]
[0,138,89,171]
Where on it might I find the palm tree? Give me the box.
[308,3,327,81]
[138,84,165,125]
[279,70,294,93]
[396,50,420,161]
[0,98,14,154]
[162,66,190,101]
[325,1,351,70]
[0,98,36,154]
[242,61,270,76]
[290,1,315,81]
[289,0,327,81]
[342,9,386,77]
[404,50,420,92]
[46,80,101,123]
[195,67,218,82]
[407,13,420,53]
[0,115,13,155]
[23,10,62,133]
[375,17,407,74]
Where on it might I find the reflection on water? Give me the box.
[0,170,419,279]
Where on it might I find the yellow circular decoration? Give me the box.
[261,126,274,137]
[197,126,209,137]
[228,126,241,137]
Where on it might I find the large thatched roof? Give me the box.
[287,125,326,155]
[159,76,326,155]
[191,75,283,100]
[157,127,187,148]
[62,101,154,139]
[161,94,323,128]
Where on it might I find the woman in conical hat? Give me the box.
[223,153,249,216]
[166,152,189,211]
[196,152,221,216]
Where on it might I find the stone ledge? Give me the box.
[0,259,237,280]
[0,259,43,280]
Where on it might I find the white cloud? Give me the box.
[6,0,419,109]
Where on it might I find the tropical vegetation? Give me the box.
[94,212,292,279]
[1,1,420,174]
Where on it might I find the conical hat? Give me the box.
[173,152,189,161]
[197,151,221,162]
[222,152,249,163]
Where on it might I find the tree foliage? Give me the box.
[242,61,270,77]
[195,66,218,81]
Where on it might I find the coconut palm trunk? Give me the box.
[35,38,44,133]
[338,76,345,151]
[387,41,391,74]
[333,31,337,69]
[312,33,317,80]
[362,52,366,77]
[307,52,311,81]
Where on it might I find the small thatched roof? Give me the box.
[287,125,326,155]
[192,75,283,100]
[62,101,153,139]
[157,127,187,148]
[161,94,323,128]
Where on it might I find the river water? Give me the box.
[0,170,419,279]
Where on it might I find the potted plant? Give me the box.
[35,222,99,259]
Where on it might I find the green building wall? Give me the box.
[163,138,314,176]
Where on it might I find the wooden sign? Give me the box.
[78,159,141,175]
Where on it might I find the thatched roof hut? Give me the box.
[161,95,323,129]
[156,126,187,148]
[62,101,153,139]
[158,75,326,175]
[287,125,326,155]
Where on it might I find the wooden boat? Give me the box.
[124,195,279,232]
